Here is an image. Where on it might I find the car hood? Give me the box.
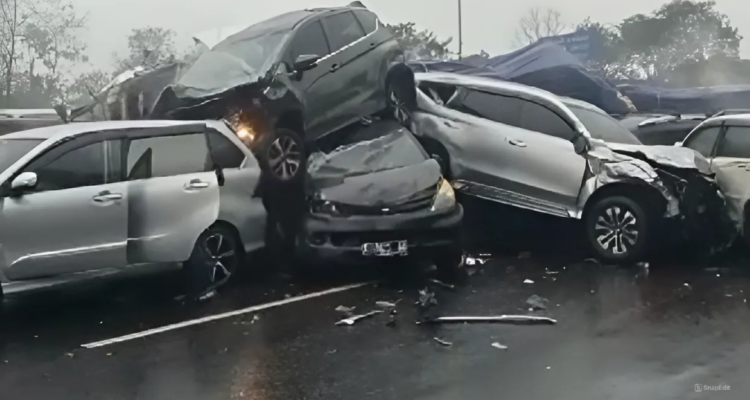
[605,142,712,174]
[168,51,266,100]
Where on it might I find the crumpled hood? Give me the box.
[606,142,712,174]
[169,51,264,100]
[314,159,441,207]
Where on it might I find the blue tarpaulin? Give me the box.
[617,84,750,114]
[407,42,632,115]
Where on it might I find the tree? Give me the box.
[66,69,111,104]
[114,26,177,74]
[514,7,565,46]
[386,22,452,61]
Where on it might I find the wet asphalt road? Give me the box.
[1,201,749,400]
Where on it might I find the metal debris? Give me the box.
[422,315,557,325]
[417,288,438,308]
[491,342,508,350]
[376,300,400,308]
[429,278,455,290]
[433,337,453,347]
[251,314,260,324]
[523,279,534,284]
[199,289,217,302]
[335,305,356,316]
[65,353,74,358]
[526,295,549,310]
[335,310,384,326]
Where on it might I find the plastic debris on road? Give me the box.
[526,295,549,310]
[434,337,453,347]
[335,305,356,317]
[376,300,399,308]
[417,288,438,308]
[428,278,455,290]
[335,310,384,326]
[421,315,557,325]
[523,279,534,284]
[491,342,508,350]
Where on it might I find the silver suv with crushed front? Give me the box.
[0,120,266,299]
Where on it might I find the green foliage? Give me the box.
[386,22,453,60]
[113,26,178,74]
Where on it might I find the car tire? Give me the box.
[584,195,651,263]
[256,127,306,189]
[183,225,244,297]
[386,81,413,127]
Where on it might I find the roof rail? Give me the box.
[711,109,750,118]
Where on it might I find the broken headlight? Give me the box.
[431,178,456,212]
[310,200,340,215]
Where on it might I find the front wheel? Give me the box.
[584,195,651,263]
[386,82,413,126]
[183,226,244,297]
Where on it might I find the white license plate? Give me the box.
[361,240,408,257]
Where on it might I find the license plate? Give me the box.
[361,240,408,257]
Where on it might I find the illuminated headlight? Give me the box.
[236,125,256,142]
[431,178,456,212]
[310,200,340,215]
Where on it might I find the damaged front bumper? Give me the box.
[295,205,464,265]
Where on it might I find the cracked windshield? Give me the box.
[1,0,748,398]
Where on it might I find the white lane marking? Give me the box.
[81,281,374,349]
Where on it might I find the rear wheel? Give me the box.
[183,226,244,297]
[256,127,306,189]
[584,195,650,263]
[386,81,413,126]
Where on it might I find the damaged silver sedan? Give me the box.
[401,72,733,262]
[292,119,464,273]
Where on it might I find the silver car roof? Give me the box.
[1,120,215,141]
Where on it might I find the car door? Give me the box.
[285,19,333,140]
[681,124,722,159]
[206,125,266,253]
[708,125,750,223]
[124,126,220,263]
[0,133,128,280]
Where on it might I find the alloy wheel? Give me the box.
[389,88,410,124]
[268,135,301,181]
[202,233,238,287]
[594,205,639,255]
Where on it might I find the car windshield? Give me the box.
[570,106,642,144]
[0,139,43,172]
[211,30,290,72]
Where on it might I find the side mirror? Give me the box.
[11,172,37,191]
[572,134,590,155]
[53,104,68,123]
[673,141,682,147]
[293,54,320,73]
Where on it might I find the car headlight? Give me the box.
[310,200,340,215]
[236,124,256,143]
[431,178,455,212]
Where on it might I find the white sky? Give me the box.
[72,0,750,72]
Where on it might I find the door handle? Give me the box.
[185,179,210,189]
[509,139,527,147]
[330,64,339,72]
[93,192,123,202]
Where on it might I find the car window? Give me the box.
[569,107,642,144]
[452,90,524,127]
[519,101,575,141]
[26,142,105,192]
[322,11,365,52]
[289,20,330,62]
[683,126,721,158]
[126,133,211,180]
[0,139,43,173]
[353,9,378,34]
[207,131,246,169]
[716,126,750,158]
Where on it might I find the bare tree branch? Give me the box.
[513,7,565,47]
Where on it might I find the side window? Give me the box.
[289,21,330,62]
[207,131,246,169]
[683,126,721,158]
[353,9,378,34]
[27,141,105,192]
[322,11,365,52]
[126,133,211,180]
[519,101,575,140]
[716,126,750,158]
[453,90,524,127]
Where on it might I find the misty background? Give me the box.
[1,0,748,108]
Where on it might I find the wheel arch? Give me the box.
[582,181,667,221]
[209,220,246,257]
[275,109,305,138]
[385,63,417,110]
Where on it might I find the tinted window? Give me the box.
[353,9,378,34]
[126,133,211,180]
[289,21,330,61]
[716,126,750,158]
[519,102,575,140]
[453,90,523,127]
[28,142,105,192]
[322,11,365,52]
[683,126,721,158]
[569,107,642,144]
[0,139,43,173]
[208,131,245,168]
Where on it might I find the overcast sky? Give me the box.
[73,0,750,72]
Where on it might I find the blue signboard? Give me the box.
[540,30,592,61]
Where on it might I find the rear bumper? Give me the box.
[295,204,463,264]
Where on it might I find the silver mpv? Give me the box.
[0,120,266,298]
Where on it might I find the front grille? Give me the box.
[335,186,436,216]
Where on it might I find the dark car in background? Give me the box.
[617,109,750,146]
[295,119,463,273]
[149,1,411,188]
[0,109,66,136]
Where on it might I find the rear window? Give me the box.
[570,107,642,145]
[0,139,43,173]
